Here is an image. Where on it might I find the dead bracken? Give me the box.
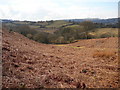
[2,30,118,88]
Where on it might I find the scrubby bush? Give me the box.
[79,21,95,39]
[33,32,49,44]
[76,32,86,39]
[100,32,112,38]
[80,21,95,31]
[87,33,96,39]
[17,25,37,36]
[56,36,65,44]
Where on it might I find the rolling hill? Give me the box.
[2,30,119,88]
[65,18,118,24]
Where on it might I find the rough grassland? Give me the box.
[2,30,119,88]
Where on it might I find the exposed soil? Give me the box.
[2,30,119,88]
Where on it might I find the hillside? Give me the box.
[2,30,119,88]
[65,18,118,24]
[2,18,118,33]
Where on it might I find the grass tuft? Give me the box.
[93,49,117,59]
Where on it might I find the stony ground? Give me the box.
[2,30,119,88]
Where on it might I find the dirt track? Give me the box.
[2,30,119,88]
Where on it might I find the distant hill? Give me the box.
[65,18,118,24]
[1,19,14,23]
[1,18,118,34]
[1,18,118,24]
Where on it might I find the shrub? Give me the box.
[33,32,49,43]
[27,34,33,39]
[56,36,65,44]
[87,33,96,39]
[78,32,86,39]
[80,21,95,31]
[69,37,75,43]
[100,32,112,38]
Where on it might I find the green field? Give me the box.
[90,28,118,38]
[46,20,71,28]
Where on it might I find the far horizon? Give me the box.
[0,0,118,21]
[1,17,118,22]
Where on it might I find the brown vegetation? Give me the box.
[93,49,117,59]
[2,30,119,88]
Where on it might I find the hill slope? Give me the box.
[2,30,119,88]
[65,18,118,24]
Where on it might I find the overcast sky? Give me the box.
[0,0,119,21]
